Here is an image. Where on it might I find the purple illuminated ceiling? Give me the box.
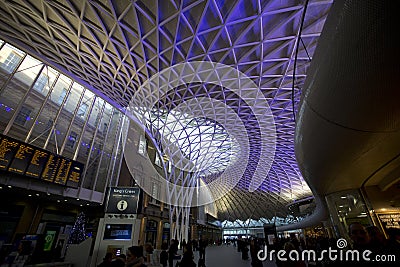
[0,0,333,220]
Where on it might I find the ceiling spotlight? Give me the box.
[77,198,80,201]
[36,193,39,196]
[341,196,347,199]
[47,193,51,196]
[7,185,12,188]
[28,194,32,197]
[0,186,2,189]
[86,204,89,206]
[64,199,67,202]
[80,204,83,207]
[57,200,60,203]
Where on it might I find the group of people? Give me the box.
[234,238,264,267]
[97,243,155,267]
[165,238,207,267]
[98,238,209,267]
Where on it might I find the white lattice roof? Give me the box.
[0,0,333,220]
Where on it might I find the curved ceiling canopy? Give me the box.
[296,0,400,197]
[0,0,333,221]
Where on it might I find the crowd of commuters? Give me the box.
[98,238,210,267]
[97,224,399,267]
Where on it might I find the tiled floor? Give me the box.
[190,245,278,267]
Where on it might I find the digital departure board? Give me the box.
[0,134,84,188]
[25,149,50,178]
[8,144,35,174]
[0,136,20,170]
[66,161,84,187]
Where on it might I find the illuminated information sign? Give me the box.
[378,213,400,230]
[105,187,141,214]
[0,134,83,187]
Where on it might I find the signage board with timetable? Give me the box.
[0,134,84,187]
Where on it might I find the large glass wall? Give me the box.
[0,39,125,200]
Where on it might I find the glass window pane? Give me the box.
[3,52,21,73]
[97,103,112,135]
[110,140,123,186]
[138,134,147,155]
[14,106,32,126]
[88,98,104,127]
[66,130,78,149]
[33,72,48,93]
[0,55,42,135]
[95,111,122,191]
[81,98,105,189]
[64,82,83,113]
[77,90,94,120]
[0,44,25,76]
[12,55,43,88]
[62,88,94,160]
[25,68,63,147]
[55,83,84,159]
[155,152,161,166]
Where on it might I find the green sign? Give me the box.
[43,230,57,251]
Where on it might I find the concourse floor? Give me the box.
[191,245,277,267]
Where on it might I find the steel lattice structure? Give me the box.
[0,0,333,221]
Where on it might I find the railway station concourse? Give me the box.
[0,1,398,266]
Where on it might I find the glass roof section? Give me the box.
[136,108,240,175]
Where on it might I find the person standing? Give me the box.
[110,254,126,267]
[198,238,207,260]
[160,242,168,267]
[126,246,145,267]
[168,239,178,267]
[97,252,112,267]
[178,245,196,267]
[181,239,187,250]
